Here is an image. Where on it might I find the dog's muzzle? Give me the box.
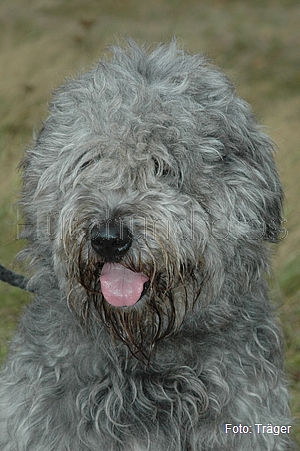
[90,220,149,308]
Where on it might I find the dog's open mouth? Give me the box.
[99,263,150,307]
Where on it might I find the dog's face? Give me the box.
[20,40,283,360]
[53,139,211,360]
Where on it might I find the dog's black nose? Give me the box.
[90,220,132,259]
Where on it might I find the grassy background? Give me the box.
[0,0,299,444]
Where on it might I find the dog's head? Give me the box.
[20,39,283,360]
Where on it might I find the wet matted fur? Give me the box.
[0,39,294,450]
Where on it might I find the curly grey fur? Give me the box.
[0,39,294,450]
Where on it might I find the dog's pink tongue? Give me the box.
[100,263,149,307]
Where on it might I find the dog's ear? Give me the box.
[244,127,284,244]
[186,62,284,244]
[236,135,284,244]
[218,96,284,244]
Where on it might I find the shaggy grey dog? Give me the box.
[0,40,294,451]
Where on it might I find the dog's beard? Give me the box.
[96,287,179,362]
[75,263,189,362]
[65,233,203,363]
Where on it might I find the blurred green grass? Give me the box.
[0,0,299,444]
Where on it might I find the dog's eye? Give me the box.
[153,158,172,177]
[80,160,92,170]
[152,157,182,185]
[80,158,100,170]
[153,158,160,176]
